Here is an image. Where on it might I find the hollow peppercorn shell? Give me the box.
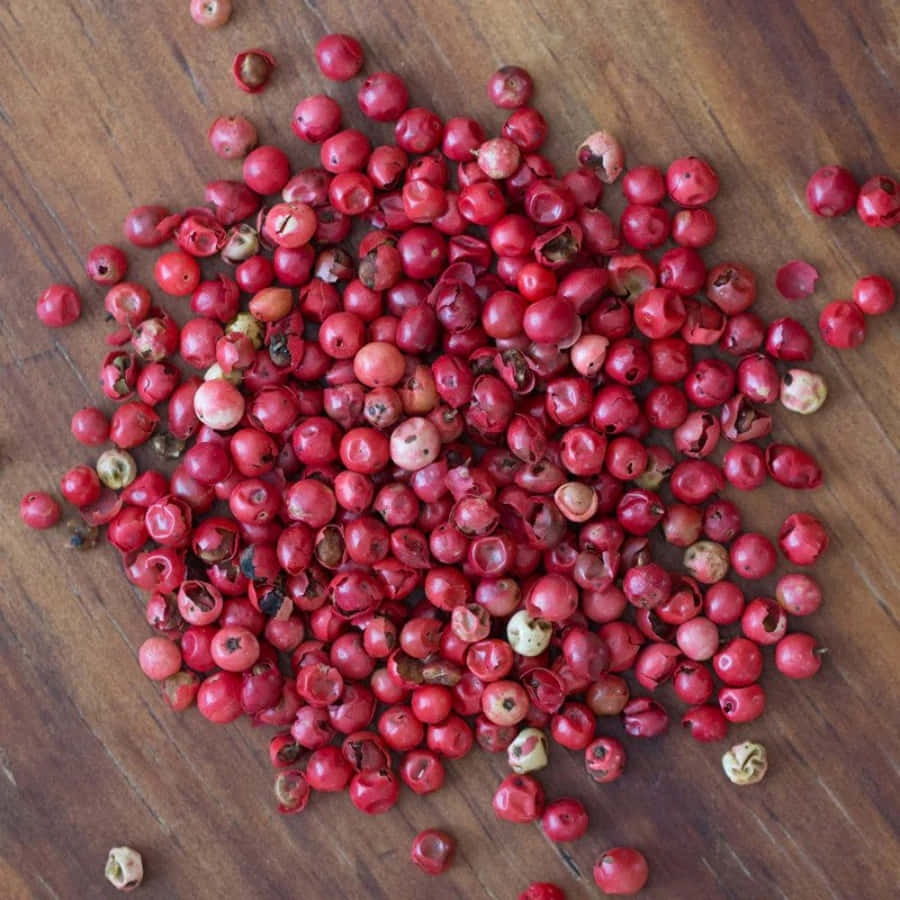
[232,49,277,94]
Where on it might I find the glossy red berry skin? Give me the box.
[776,574,822,616]
[853,275,895,316]
[584,736,626,783]
[778,512,828,565]
[410,829,455,875]
[208,114,258,158]
[742,599,787,650]
[243,145,291,195]
[856,174,900,227]
[358,72,410,122]
[70,407,110,446]
[713,637,763,687]
[86,244,128,285]
[622,697,668,738]
[348,768,400,815]
[400,749,445,795]
[492,774,545,823]
[541,797,589,842]
[718,683,766,723]
[305,746,353,791]
[681,704,728,742]
[667,156,719,207]
[672,207,717,247]
[805,165,859,217]
[36,284,81,327]
[819,301,866,349]
[60,465,102,507]
[593,847,649,895]
[729,533,777,580]
[487,65,534,109]
[315,34,364,81]
[518,884,566,900]
[154,251,201,297]
[20,491,61,529]
[775,633,823,678]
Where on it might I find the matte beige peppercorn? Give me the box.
[508,727,549,774]
[96,449,137,490]
[105,846,143,892]
[722,740,768,785]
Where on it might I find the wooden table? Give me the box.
[1,1,898,897]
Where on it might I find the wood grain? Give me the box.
[1,0,899,897]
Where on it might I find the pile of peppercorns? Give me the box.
[21,11,899,897]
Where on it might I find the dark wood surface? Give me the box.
[1,1,899,897]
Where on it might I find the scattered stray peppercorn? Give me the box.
[722,740,768,785]
[36,284,81,327]
[190,0,231,28]
[232,49,276,94]
[775,259,819,301]
[410,828,455,875]
[105,846,143,892]
[780,369,827,414]
[20,491,61,530]
[593,846,650,895]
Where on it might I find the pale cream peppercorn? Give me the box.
[722,740,768,785]
[506,609,552,657]
[780,369,827,414]
[683,540,730,584]
[105,846,143,891]
[96,449,137,489]
[225,311,265,348]
[221,223,259,263]
[507,727,549,774]
[204,362,243,384]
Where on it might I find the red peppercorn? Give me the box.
[36,284,81,327]
[778,512,828,565]
[741,597,787,646]
[410,829,455,875]
[519,884,566,900]
[775,632,824,679]
[806,165,859,216]
[593,847,649,896]
[541,797,589,842]
[856,174,900,227]
[315,34,364,81]
[667,156,719,207]
[719,683,766,723]
[20,491,61,530]
[682,705,728,742]
[154,251,200,297]
[819,300,866,348]
[487,65,534,108]
[492,773,545,823]
[208,114,258,159]
[86,244,128,285]
[400,749,445,795]
[70,407,110,447]
[853,274,895,315]
[584,736,626,783]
